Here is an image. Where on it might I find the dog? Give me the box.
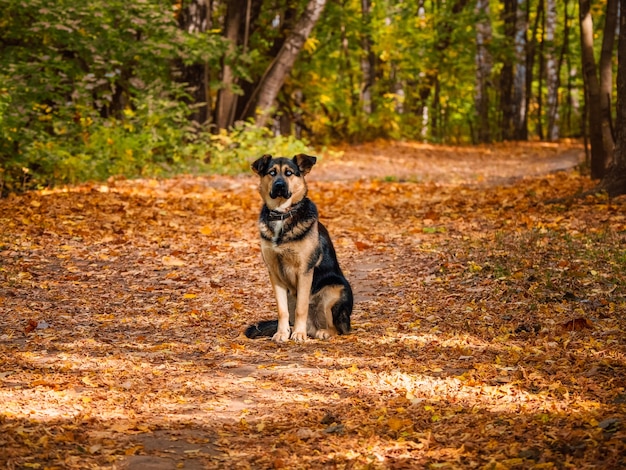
[245,153,353,342]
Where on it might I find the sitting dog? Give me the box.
[245,154,353,342]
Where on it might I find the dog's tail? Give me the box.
[333,308,351,335]
[244,320,278,339]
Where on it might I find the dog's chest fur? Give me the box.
[258,200,321,291]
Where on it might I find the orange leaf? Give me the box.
[561,317,593,331]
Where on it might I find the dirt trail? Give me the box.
[314,140,584,185]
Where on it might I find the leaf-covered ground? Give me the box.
[1,141,625,469]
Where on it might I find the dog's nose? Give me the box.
[270,178,290,199]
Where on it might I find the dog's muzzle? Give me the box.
[270,178,291,199]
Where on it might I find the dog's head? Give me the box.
[251,154,317,211]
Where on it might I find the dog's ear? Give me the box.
[251,154,273,175]
[293,154,317,176]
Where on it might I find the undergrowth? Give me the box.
[0,114,311,196]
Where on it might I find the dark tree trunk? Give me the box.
[525,0,543,140]
[598,0,626,196]
[178,0,211,125]
[214,0,249,130]
[599,0,618,166]
[579,0,607,179]
[475,0,492,143]
[545,0,559,140]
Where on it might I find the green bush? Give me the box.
[206,122,312,175]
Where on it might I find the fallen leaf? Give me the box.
[162,256,185,267]
[561,317,593,331]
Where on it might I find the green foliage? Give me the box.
[0,0,603,193]
[206,121,312,175]
[284,0,590,144]
[0,0,227,193]
[288,0,481,143]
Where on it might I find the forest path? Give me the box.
[2,141,625,470]
[313,140,585,185]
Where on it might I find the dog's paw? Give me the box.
[272,330,291,343]
[290,330,308,342]
[314,329,336,340]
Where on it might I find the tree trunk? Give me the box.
[513,0,528,140]
[579,0,607,179]
[536,4,545,140]
[340,21,358,121]
[214,0,248,130]
[178,0,211,125]
[360,0,376,115]
[525,0,543,140]
[545,0,559,140]
[500,0,516,141]
[432,76,441,141]
[598,0,626,196]
[557,0,571,135]
[599,0,618,166]
[474,0,492,143]
[252,0,327,128]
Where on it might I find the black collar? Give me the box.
[267,203,300,222]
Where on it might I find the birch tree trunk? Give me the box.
[599,0,626,196]
[545,0,559,140]
[500,0,516,140]
[253,0,327,128]
[579,0,607,179]
[536,4,545,140]
[360,0,376,115]
[512,0,527,139]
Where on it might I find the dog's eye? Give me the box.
[285,170,293,177]
[268,169,277,176]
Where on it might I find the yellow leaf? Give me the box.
[303,37,320,53]
[387,417,404,431]
[124,445,143,455]
[183,293,197,299]
[162,256,185,267]
[81,376,98,387]
[200,225,212,235]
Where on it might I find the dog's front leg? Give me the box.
[291,272,313,342]
[271,282,291,342]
